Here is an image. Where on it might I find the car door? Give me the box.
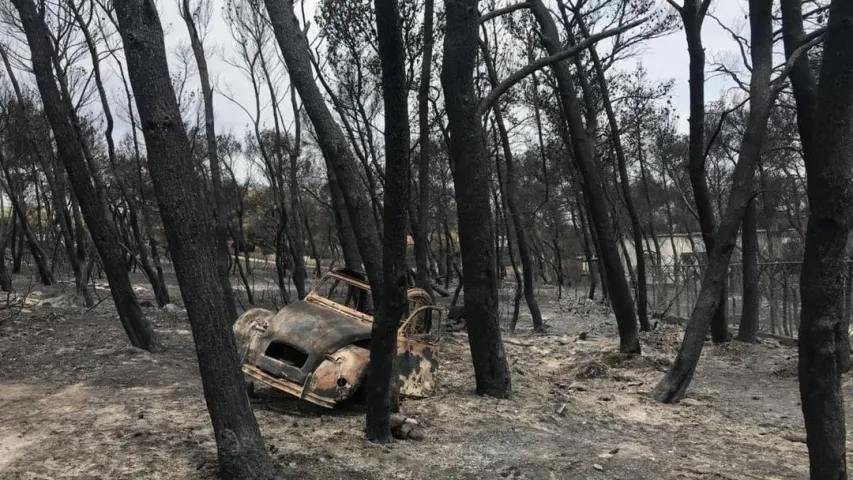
[396,302,443,398]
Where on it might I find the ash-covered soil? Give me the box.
[0,278,840,479]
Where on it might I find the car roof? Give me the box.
[329,268,368,284]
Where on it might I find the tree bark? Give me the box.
[112,2,276,477]
[11,0,158,351]
[576,13,650,332]
[288,88,308,299]
[530,0,639,353]
[737,196,759,342]
[441,0,511,398]
[654,0,774,403]
[677,0,729,343]
[788,0,853,477]
[480,36,544,333]
[365,0,411,443]
[414,0,436,297]
[180,0,239,320]
[264,0,383,297]
[0,159,54,286]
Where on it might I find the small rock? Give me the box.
[609,447,620,455]
[598,394,614,402]
[592,463,604,472]
[681,398,702,407]
[56,347,75,356]
[578,332,589,341]
[752,395,761,400]
[691,464,712,475]
[389,413,406,428]
[163,303,182,313]
[137,412,144,420]
[569,383,588,392]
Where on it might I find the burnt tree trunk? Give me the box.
[576,13,650,332]
[366,0,411,443]
[181,0,239,320]
[654,0,774,403]
[264,0,383,295]
[414,0,435,297]
[480,37,544,333]
[784,0,853,477]
[11,0,158,351]
[288,88,308,299]
[441,0,511,397]
[0,160,54,286]
[112,2,277,477]
[530,0,639,353]
[737,195,760,342]
[678,0,729,343]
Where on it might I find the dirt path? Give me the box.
[0,282,845,479]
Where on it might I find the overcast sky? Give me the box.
[142,0,748,139]
[1,0,750,165]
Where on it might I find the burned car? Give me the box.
[233,268,443,408]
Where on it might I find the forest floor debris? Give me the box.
[0,277,841,479]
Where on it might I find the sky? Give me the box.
[149,0,747,138]
[1,0,750,171]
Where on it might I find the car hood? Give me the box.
[261,299,372,373]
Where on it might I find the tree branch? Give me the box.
[477,17,647,116]
[665,0,682,13]
[479,2,532,23]
[769,30,826,99]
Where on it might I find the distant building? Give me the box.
[620,229,803,270]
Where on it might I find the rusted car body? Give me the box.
[233,268,443,408]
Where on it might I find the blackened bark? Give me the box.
[790,0,853,477]
[264,0,383,297]
[441,0,511,397]
[737,196,759,342]
[678,0,729,342]
[366,0,411,443]
[0,232,10,292]
[654,0,774,403]
[781,0,850,375]
[480,37,544,333]
[181,0,239,320]
[575,14,649,332]
[0,158,53,285]
[328,169,364,271]
[11,218,20,274]
[530,0,639,353]
[11,0,158,351]
[414,0,436,297]
[112,2,276,477]
[288,88,308,299]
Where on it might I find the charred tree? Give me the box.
[783,0,853,477]
[574,12,650,331]
[737,195,760,343]
[442,0,511,397]
[263,0,383,297]
[111,1,277,477]
[529,0,640,353]
[180,0,239,320]
[414,0,435,297]
[480,34,544,333]
[11,0,158,351]
[654,0,775,403]
[366,0,411,443]
[673,0,729,342]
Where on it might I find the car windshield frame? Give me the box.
[306,272,375,321]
